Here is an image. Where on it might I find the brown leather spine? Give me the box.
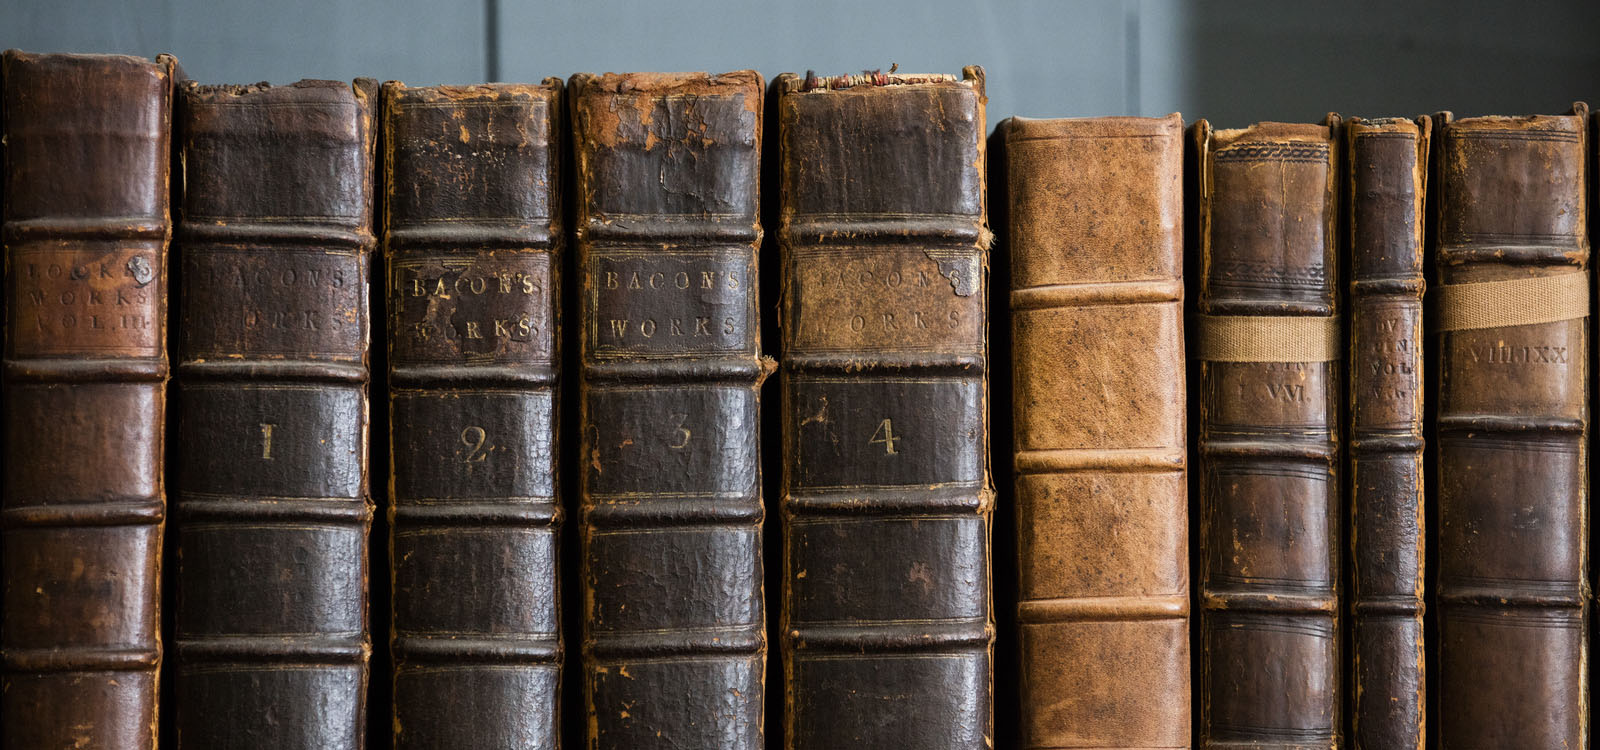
[1005,114,1189,750]
[1433,107,1590,749]
[383,81,564,750]
[571,71,767,750]
[1,50,172,750]
[171,79,376,749]
[776,67,994,750]
[1345,116,1427,750]
[1192,118,1342,749]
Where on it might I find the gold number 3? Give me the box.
[668,413,692,450]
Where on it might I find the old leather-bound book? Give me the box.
[1433,107,1589,749]
[571,71,767,750]
[171,79,376,749]
[1191,118,1341,748]
[1,50,173,750]
[383,80,564,749]
[1345,116,1427,750]
[776,67,994,750]
[1004,114,1189,749]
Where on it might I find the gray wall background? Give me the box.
[7,0,1600,127]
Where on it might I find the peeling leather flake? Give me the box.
[924,248,980,297]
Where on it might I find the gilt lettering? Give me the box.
[17,256,158,338]
[406,271,539,298]
[604,268,740,291]
[605,316,737,341]
[1466,343,1569,364]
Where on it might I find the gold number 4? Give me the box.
[869,418,900,455]
[461,426,491,463]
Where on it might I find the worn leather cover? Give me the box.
[171,79,375,749]
[1345,116,1427,750]
[571,71,767,750]
[1,50,172,750]
[1433,107,1590,749]
[776,67,994,750]
[1191,118,1341,748]
[383,80,564,750]
[1004,114,1189,750]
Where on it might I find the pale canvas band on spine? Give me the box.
[1435,270,1590,331]
[1197,315,1339,362]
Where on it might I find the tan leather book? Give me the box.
[1003,114,1189,749]
[2,50,174,750]
[383,80,564,749]
[776,68,994,750]
[1432,107,1589,749]
[1191,118,1342,748]
[1345,116,1427,750]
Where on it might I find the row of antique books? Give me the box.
[0,48,1588,749]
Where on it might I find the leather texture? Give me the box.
[1191,118,1342,749]
[571,71,768,750]
[776,67,994,750]
[383,81,565,750]
[1,50,172,750]
[1345,116,1427,750]
[1004,114,1190,750]
[171,78,376,750]
[1432,107,1590,750]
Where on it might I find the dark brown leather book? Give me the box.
[571,71,767,750]
[1,50,173,750]
[1432,107,1589,749]
[1004,114,1189,749]
[776,67,993,750]
[383,80,564,749]
[171,79,376,749]
[1191,118,1341,748]
[1345,116,1427,750]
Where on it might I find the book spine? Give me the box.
[1193,119,1341,749]
[777,67,994,750]
[1,51,172,750]
[171,79,376,750]
[1433,108,1589,749]
[571,71,767,750]
[1005,114,1190,749]
[383,81,564,750]
[1345,116,1427,750]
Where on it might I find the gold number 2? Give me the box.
[461,426,490,463]
[869,418,900,455]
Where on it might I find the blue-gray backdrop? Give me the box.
[7,0,1600,128]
